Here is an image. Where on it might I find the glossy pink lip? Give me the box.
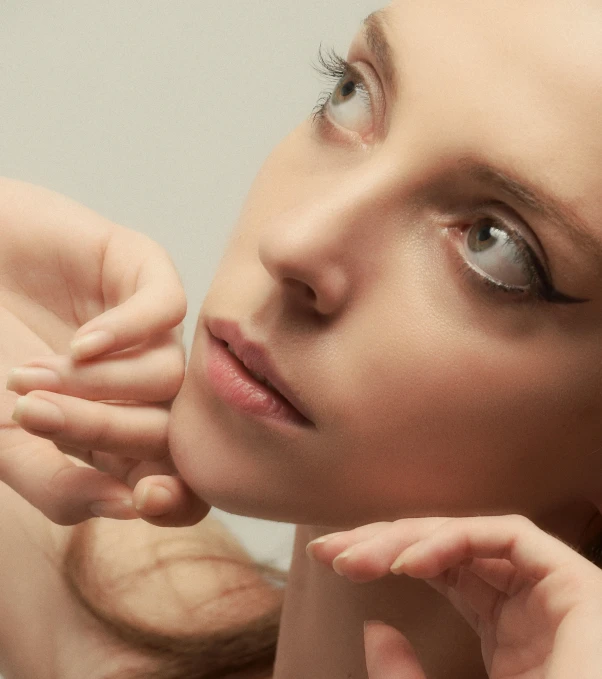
[204,318,314,427]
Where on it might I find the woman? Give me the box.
[4,0,602,677]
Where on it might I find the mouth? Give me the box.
[204,318,314,428]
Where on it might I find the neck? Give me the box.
[273,525,486,679]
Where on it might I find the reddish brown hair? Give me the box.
[62,520,287,679]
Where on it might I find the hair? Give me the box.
[62,519,287,679]
[60,514,602,679]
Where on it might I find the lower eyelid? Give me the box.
[444,227,535,299]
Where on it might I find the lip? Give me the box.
[204,318,314,427]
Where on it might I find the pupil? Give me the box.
[341,80,355,97]
[477,226,492,242]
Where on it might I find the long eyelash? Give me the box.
[310,44,350,124]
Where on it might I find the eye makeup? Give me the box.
[308,44,589,307]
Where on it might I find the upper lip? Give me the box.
[206,317,314,425]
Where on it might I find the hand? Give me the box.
[0,177,209,526]
[307,514,602,679]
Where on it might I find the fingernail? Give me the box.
[6,367,61,393]
[390,554,406,574]
[364,620,386,633]
[90,497,136,520]
[12,396,65,432]
[391,545,419,574]
[307,532,344,547]
[135,485,173,516]
[332,547,355,575]
[71,330,114,360]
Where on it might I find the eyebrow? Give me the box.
[360,11,602,259]
[362,10,399,101]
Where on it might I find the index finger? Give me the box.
[70,236,186,360]
[394,515,597,581]
[0,425,137,525]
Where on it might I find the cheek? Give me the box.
[328,299,602,516]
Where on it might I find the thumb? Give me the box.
[133,475,211,527]
[364,621,428,679]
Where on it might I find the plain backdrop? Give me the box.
[0,1,381,574]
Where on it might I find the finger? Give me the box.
[306,522,394,565]
[468,557,520,595]
[70,237,186,360]
[0,426,137,524]
[364,621,428,679]
[314,518,450,583]
[8,333,184,402]
[426,564,507,629]
[392,515,590,582]
[12,391,169,460]
[133,475,211,527]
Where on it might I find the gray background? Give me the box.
[0,1,380,573]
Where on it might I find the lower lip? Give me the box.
[204,331,310,427]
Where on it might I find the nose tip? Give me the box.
[258,240,350,317]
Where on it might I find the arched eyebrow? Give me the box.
[360,11,602,259]
[458,159,600,256]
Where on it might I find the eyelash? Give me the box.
[455,213,585,304]
[310,45,365,128]
[309,46,586,306]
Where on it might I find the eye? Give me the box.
[324,70,372,136]
[462,217,533,290]
[311,46,374,139]
[455,214,586,304]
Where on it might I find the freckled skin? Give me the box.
[170,0,602,531]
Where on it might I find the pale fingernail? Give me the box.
[332,547,356,575]
[90,497,136,520]
[12,396,65,432]
[306,532,344,548]
[306,533,345,559]
[391,545,421,574]
[70,330,114,360]
[135,485,173,516]
[390,554,406,574]
[6,367,61,393]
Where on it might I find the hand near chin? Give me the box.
[0,177,209,527]
[307,514,602,679]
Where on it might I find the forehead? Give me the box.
[379,0,602,232]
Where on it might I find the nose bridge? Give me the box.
[260,159,394,265]
[257,161,395,315]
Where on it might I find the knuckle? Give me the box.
[156,354,185,398]
[507,514,532,530]
[87,409,112,450]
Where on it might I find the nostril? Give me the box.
[283,277,317,303]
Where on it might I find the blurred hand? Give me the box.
[308,514,602,679]
[0,177,209,526]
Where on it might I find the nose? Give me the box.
[258,186,364,317]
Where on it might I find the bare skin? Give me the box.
[167,1,602,678]
[4,0,602,677]
[0,179,275,678]
[0,476,280,679]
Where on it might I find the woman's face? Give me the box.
[170,0,602,528]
